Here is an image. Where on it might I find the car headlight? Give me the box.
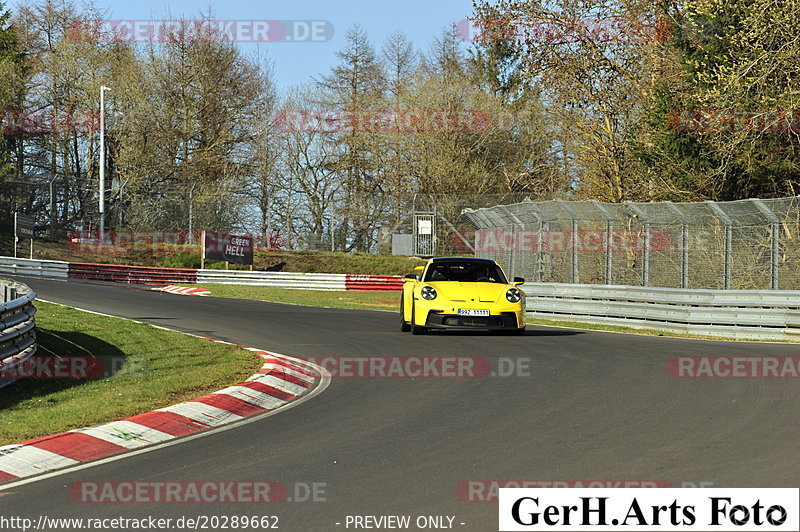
[421,286,437,300]
[506,288,522,303]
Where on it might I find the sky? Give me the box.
[64,0,478,92]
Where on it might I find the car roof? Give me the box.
[430,257,497,263]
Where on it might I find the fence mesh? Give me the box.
[456,196,800,290]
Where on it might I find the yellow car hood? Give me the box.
[427,282,509,303]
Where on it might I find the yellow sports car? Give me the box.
[400,257,526,335]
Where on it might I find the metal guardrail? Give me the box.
[197,270,348,290]
[0,257,69,278]
[0,278,37,389]
[0,257,401,291]
[2,256,797,340]
[68,262,196,284]
[525,283,800,341]
[197,271,404,291]
[0,257,196,284]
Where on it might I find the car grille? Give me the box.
[442,316,504,327]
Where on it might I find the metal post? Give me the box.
[537,220,544,282]
[682,224,689,288]
[571,219,579,283]
[724,225,732,290]
[664,202,691,289]
[706,200,734,290]
[200,230,205,270]
[554,199,580,284]
[188,182,195,244]
[13,212,17,258]
[750,198,781,290]
[771,222,779,289]
[605,221,613,284]
[49,177,56,239]
[642,223,650,286]
[99,85,111,240]
[625,202,652,287]
[117,179,125,233]
[590,200,615,285]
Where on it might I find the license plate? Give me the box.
[457,309,490,316]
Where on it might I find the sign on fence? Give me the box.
[202,231,254,266]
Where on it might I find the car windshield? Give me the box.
[424,261,507,283]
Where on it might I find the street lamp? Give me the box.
[99,85,111,239]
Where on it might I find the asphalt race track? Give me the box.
[1,276,799,530]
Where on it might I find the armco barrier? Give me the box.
[197,270,347,290]
[0,256,403,291]
[345,274,404,291]
[0,257,69,278]
[68,262,197,284]
[525,283,800,341]
[197,271,404,291]
[0,278,37,389]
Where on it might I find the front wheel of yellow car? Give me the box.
[410,302,427,335]
[400,299,411,332]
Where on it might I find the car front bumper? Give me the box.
[423,311,522,330]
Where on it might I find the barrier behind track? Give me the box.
[68,262,196,284]
[525,283,800,341]
[2,256,798,340]
[0,256,402,291]
[0,257,68,278]
[0,278,37,389]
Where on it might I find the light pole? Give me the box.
[99,85,111,239]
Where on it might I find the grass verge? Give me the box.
[181,283,402,311]
[0,301,262,446]
[183,284,786,342]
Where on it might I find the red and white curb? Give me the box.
[152,285,211,296]
[0,339,322,485]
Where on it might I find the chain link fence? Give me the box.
[456,196,800,290]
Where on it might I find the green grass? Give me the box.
[185,283,402,311]
[0,302,263,445]
[185,284,790,342]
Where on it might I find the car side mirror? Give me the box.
[513,277,525,285]
[404,274,418,282]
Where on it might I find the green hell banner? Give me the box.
[203,231,254,265]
